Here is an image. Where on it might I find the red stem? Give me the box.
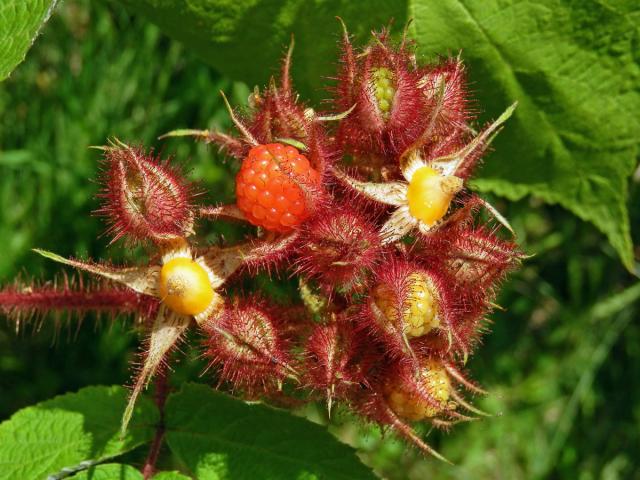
[142,363,170,479]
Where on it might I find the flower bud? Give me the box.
[335,29,426,162]
[335,28,475,170]
[203,299,293,394]
[417,199,522,302]
[97,143,194,244]
[304,320,366,409]
[419,57,470,142]
[296,207,383,294]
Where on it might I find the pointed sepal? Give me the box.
[33,249,159,296]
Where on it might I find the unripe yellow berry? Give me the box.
[159,257,214,316]
[373,272,440,338]
[407,166,462,227]
[384,360,451,420]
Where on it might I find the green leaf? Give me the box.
[0,386,158,480]
[117,0,408,100]
[165,383,375,480]
[409,0,640,270]
[120,0,639,269]
[70,464,143,480]
[0,0,58,81]
[152,471,192,480]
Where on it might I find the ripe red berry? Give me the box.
[236,143,321,232]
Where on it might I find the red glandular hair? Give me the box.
[420,58,472,145]
[0,275,159,329]
[411,197,523,355]
[202,298,294,396]
[0,22,522,463]
[303,319,371,404]
[352,356,486,457]
[359,257,458,359]
[334,27,473,167]
[96,145,194,245]
[294,205,384,295]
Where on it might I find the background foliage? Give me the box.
[0,0,639,479]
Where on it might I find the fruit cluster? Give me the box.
[0,25,521,461]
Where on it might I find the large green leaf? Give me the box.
[165,383,375,480]
[0,386,158,480]
[0,0,58,81]
[117,0,408,100]
[408,0,640,270]
[120,0,639,269]
[70,465,189,480]
[70,464,143,480]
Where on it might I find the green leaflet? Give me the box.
[0,386,158,480]
[119,0,639,269]
[151,471,192,480]
[68,464,193,480]
[0,0,58,81]
[0,382,374,479]
[70,464,143,480]
[164,383,376,480]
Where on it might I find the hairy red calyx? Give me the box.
[296,207,383,294]
[335,26,472,169]
[361,259,456,362]
[203,299,294,395]
[304,318,374,413]
[384,359,453,420]
[96,142,194,244]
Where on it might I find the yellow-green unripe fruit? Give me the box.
[371,67,396,120]
[384,360,451,420]
[373,272,440,338]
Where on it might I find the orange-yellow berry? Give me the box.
[407,166,462,227]
[159,257,214,316]
[373,272,440,338]
[384,360,451,420]
[236,143,321,232]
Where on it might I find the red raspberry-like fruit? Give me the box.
[236,143,321,232]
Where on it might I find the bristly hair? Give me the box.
[95,143,195,245]
[294,204,385,295]
[359,257,458,361]
[0,273,159,333]
[201,297,296,397]
[303,318,376,413]
[334,26,473,169]
[0,22,521,463]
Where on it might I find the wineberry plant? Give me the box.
[1,23,522,469]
